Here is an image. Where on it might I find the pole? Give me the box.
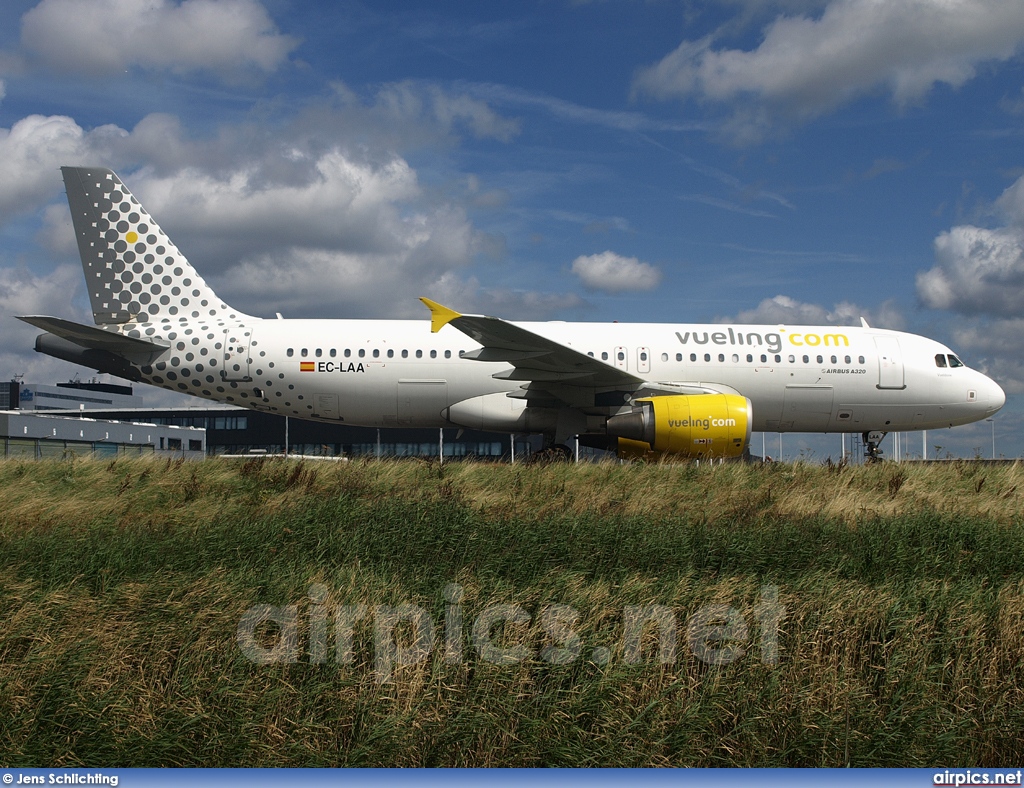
[510,434,515,465]
[439,428,444,466]
[923,430,927,460]
[376,428,381,459]
[575,435,579,463]
[284,416,289,457]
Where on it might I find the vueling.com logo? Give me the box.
[237,583,785,682]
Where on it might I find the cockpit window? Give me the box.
[935,354,947,368]
[948,354,964,368]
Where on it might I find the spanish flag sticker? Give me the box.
[300,362,315,372]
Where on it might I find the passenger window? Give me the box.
[640,351,648,362]
[445,350,452,359]
[315,348,322,357]
[601,352,609,361]
[718,353,725,362]
[845,355,851,364]
[788,355,795,363]
[344,349,351,357]
[330,349,337,358]
[830,355,837,364]
[287,348,294,357]
[676,353,683,362]
[588,352,594,357]
[373,349,380,358]
[774,355,781,363]
[358,349,365,358]
[301,348,308,358]
[661,353,668,362]
[704,353,711,362]
[817,355,823,364]
[401,349,408,358]
[746,354,753,362]
[690,353,697,362]
[387,349,394,358]
[617,351,625,361]
[761,354,767,363]
[948,355,964,368]
[859,356,865,364]
[416,350,423,358]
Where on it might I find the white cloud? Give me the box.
[0,114,127,223]
[917,172,1024,318]
[634,0,1024,140]
[20,0,298,80]
[570,251,661,293]
[728,294,904,329]
[917,225,1024,317]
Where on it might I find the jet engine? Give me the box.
[605,393,752,460]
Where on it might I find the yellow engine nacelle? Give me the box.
[606,393,752,460]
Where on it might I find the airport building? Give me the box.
[1,379,539,460]
[1,380,205,459]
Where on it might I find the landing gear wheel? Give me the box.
[529,444,573,463]
[863,430,887,463]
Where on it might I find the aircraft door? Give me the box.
[222,326,252,382]
[874,336,905,389]
[637,347,651,374]
[614,346,628,371]
[397,379,448,425]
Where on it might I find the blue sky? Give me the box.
[2,0,1024,458]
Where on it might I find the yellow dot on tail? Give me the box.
[126,231,138,244]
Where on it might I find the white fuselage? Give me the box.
[126,316,1005,434]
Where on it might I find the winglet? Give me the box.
[419,297,462,333]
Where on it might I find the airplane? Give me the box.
[17,166,1006,461]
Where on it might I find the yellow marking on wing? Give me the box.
[419,297,462,333]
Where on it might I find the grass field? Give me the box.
[1,456,1022,766]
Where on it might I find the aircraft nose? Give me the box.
[981,373,1005,414]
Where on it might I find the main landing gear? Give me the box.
[528,444,573,463]
[863,430,887,463]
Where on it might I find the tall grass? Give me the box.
[1,457,1022,766]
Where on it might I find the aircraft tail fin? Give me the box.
[62,166,244,326]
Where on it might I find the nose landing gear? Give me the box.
[863,430,887,462]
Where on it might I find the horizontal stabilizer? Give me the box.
[17,315,169,364]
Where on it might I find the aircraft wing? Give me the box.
[420,298,645,389]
